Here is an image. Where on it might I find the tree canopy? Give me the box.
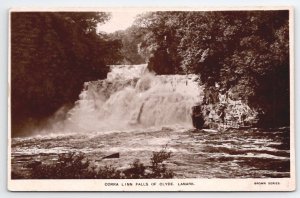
[109,25,145,64]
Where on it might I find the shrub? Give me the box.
[96,165,123,179]
[123,146,174,179]
[149,148,174,178]
[30,152,90,179]
[123,159,147,179]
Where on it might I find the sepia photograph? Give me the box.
[8,7,295,191]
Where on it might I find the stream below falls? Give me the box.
[11,126,290,178]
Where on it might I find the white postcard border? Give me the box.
[7,6,296,192]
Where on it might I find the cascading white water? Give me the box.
[55,64,202,133]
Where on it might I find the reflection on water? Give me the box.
[11,127,290,178]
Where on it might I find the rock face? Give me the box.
[191,105,205,129]
[192,86,258,130]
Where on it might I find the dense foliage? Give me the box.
[11,12,122,136]
[109,25,145,64]
[132,11,290,127]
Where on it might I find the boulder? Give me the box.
[102,153,120,159]
[191,105,205,129]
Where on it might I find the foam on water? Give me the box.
[50,64,202,134]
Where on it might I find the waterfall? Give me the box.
[55,64,202,133]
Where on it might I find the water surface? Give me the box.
[11,127,290,178]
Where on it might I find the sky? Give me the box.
[97,11,144,33]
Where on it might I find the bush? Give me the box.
[30,152,90,179]
[149,148,174,178]
[123,159,147,179]
[96,165,123,179]
[123,148,174,179]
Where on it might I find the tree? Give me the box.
[109,25,146,64]
[134,12,185,74]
